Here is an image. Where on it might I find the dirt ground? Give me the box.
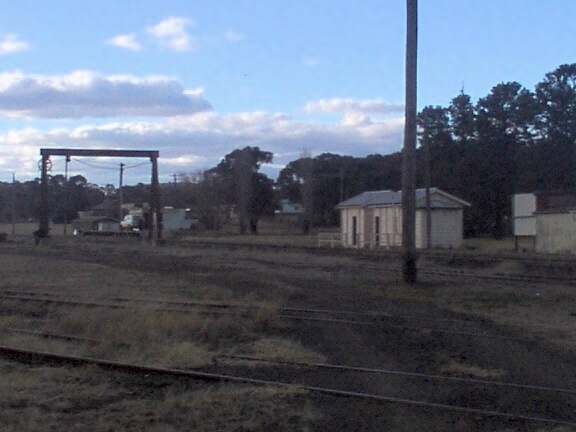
[0,233,575,431]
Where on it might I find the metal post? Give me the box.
[64,156,70,236]
[150,156,162,241]
[11,173,16,235]
[119,163,125,221]
[39,155,50,237]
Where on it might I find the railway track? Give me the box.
[2,289,574,428]
[4,325,572,397]
[0,343,574,428]
[5,237,576,285]
[0,291,531,342]
[2,240,575,429]
[172,239,576,283]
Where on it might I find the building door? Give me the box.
[352,216,357,246]
[374,216,380,246]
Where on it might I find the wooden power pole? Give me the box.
[401,0,418,283]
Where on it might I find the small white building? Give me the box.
[512,193,537,237]
[532,190,576,254]
[275,199,303,215]
[512,193,537,251]
[97,218,121,232]
[337,188,470,249]
[163,207,196,231]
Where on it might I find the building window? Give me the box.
[374,216,380,245]
[352,216,357,246]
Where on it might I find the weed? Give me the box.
[439,360,507,379]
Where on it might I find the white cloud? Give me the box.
[0,70,212,119]
[303,57,323,67]
[225,30,242,42]
[304,98,405,126]
[147,17,197,52]
[0,33,30,55]
[106,34,141,51]
[0,105,404,184]
[304,98,404,115]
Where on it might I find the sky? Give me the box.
[1,0,575,186]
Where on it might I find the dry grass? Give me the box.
[0,359,321,432]
[1,235,575,430]
[227,336,328,365]
[424,281,576,349]
[0,303,289,369]
[159,385,321,432]
[439,360,507,379]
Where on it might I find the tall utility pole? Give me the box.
[11,173,16,235]
[63,156,70,236]
[119,163,125,221]
[401,0,418,283]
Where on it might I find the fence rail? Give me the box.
[317,232,340,248]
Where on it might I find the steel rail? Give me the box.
[0,344,574,428]
[5,239,576,284]
[217,354,576,395]
[0,293,529,341]
[0,291,496,328]
[0,289,498,325]
[7,327,575,397]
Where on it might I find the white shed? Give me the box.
[512,193,537,237]
[97,218,121,232]
[533,189,576,254]
[162,207,196,231]
[337,188,470,249]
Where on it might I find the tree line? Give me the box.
[2,63,576,237]
[277,63,576,237]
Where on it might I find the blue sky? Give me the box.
[1,0,575,185]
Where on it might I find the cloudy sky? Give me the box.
[1,1,575,185]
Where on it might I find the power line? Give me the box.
[71,158,119,171]
[123,160,151,170]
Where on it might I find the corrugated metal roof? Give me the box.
[337,190,399,207]
[337,188,471,209]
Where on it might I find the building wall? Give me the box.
[163,208,192,231]
[341,205,463,249]
[512,193,536,236]
[535,212,576,254]
[416,209,464,248]
[97,220,120,232]
[340,207,365,247]
[372,206,402,248]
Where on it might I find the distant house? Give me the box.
[531,190,576,254]
[90,198,120,219]
[512,193,537,250]
[72,216,120,234]
[97,218,121,232]
[337,188,470,249]
[276,199,303,215]
[163,207,196,231]
[512,193,537,237]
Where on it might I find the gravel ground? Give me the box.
[0,235,575,431]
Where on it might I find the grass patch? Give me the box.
[159,385,321,432]
[439,360,507,379]
[0,360,322,432]
[230,337,327,364]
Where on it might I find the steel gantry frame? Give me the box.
[38,148,162,241]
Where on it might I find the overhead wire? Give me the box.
[123,160,151,170]
[71,158,119,171]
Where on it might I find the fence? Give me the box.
[317,232,341,248]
